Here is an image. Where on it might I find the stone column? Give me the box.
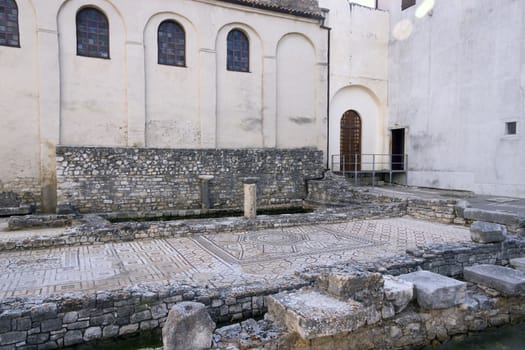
[243,177,258,219]
[199,175,214,209]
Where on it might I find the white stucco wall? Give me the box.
[0,0,41,201]
[276,33,318,148]
[319,1,389,169]
[58,0,128,147]
[144,12,200,148]
[0,0,328,210]
[386,0,525,197]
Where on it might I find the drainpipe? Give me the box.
[320,8,331,170]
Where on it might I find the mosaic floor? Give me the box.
[0,218,471,298]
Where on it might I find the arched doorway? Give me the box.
[340,110,361,171]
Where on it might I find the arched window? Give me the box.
[227,29,249,72]
[158,20,185,66]
[76,7,109,58]
[0,0,20,47]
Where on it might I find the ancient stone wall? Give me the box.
[2,236,525,348]
[0,178,41,212]
[56,147,324,214]
[0,282,306,349]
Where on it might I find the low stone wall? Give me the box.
[2,235,525,348]
[0,204,405,252]
[307,175,462,224]
[56,147,324,214]
[0,177,41,210]
[309,237,525,279]
[219,287,525,350]
[0,281,308,349]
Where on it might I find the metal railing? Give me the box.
[331,153,408,186]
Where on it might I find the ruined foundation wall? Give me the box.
[56,147,324,214]
[279,294,525,350]
[0,282,307,349]
[0,179,41,212]
[2,237,525,348]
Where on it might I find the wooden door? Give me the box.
[340,110,361,171]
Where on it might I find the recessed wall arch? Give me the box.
[329,85,385,170]
[215,22,264,148]
[274,31,317,56]
[276,32,317,148]
[143,12,200,148]
[57,0,127,146]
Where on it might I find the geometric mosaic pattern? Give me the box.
[0,218,471,299]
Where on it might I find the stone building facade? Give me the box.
[0,0,524,213]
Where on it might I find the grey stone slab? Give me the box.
[383,275,414,312]
[162,302,215,350]
[463,208,519,226]
[470,221,506,243]
[398,271,466,309]
[463,264,525,296]
[267,290,365,340]
[510,257,525,273]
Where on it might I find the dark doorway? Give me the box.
[391,128,405,170]
[340,110,361,171]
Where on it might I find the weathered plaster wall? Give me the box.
[56,146,324,214]
[0,0,41,209]
[386,0,525,197]
[0,0,328,212]
[318,1,390,168]
[276,33,319,148]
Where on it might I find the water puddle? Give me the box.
[424,322,525,350]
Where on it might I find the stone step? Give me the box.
[0,205,32,217]
[463,264,525,296]
[266,290,365,340]
[510,257,525,273]
[398,271,466,309]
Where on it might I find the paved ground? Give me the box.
[364,185,525,217]
[0,217,470,299]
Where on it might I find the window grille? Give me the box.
[76,7,109,59]
[158,20,186,66]
[227,29,249,72]
[0,0,19,47]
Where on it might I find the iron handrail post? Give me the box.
[372,154,376,187]
[354,153,358,186]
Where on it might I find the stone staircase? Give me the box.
[263,263,525,349]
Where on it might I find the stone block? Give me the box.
[62,312,78,324]
[41,318,62,332]
[383,275,414,312]
[470,221,506,243]
[63,330,83,347]
[510,257,525,273]
[399,271,466,309]
[31,304,58,322]
[324,270,384,305]
[83,327,102,341]
[0,331,27,345]
[266,290,365,340]
[162,302,215,350]
[102,325,120,338]
[463,264,525,296]
[464,209,519,226]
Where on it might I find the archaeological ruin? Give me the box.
[1,0,525,349]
